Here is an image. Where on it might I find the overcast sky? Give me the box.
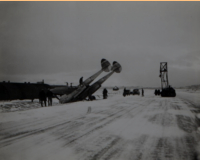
[0,2,200,87]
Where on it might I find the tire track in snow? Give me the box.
[0,104,125,140]
[88,137,121,160]
[0,116,60,139]
[0,104,136,148]
[146,98,198,160]
[1,93,199,160]
[65,104,148,160]
[54,108,128,143]
[61,106,138,147]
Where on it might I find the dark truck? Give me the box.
[132,89,140,95]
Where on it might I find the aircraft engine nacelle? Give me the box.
[111,61,122,73]
[101,59,111,72]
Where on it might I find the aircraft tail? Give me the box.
[77,61,122,100]
[83,59,111,85]
[101,59,111,72]
[111,61,122,73]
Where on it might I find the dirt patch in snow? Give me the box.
[148,113,174,127]
[176,115,197,133]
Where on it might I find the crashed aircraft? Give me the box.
[59,59,122,103]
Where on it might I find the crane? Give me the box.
[159,62,176,97]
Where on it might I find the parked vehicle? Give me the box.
[132,89,140,95]
[123,88,131,97]
[113,86,119,91]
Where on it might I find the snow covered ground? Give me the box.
[0,89,200,160]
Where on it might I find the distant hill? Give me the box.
[103,86,160,90]
[176,84,200,92]
[184,84,200,91]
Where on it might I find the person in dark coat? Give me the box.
[123,88,126,97]
[79,77,83,86]
[39,89,47,107]
[154,89,157,96]
[142,88,144,97]
[46,89,53,106]
[103,88,108,99]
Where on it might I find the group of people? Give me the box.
[154,89,161,96]
[38,86,144,107]
[39,89,53,107]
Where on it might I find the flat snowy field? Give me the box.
[0,89,200,160]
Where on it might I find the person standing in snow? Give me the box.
[39,89,47,107]
[154,89,157,96]
[123,88,126,97]
[46,89,53,106]
[142,88,144,97]
[103,88,108,99]
[79,77,83,86]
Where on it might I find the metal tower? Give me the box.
[159,62,169,89]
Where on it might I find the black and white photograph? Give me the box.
[0,2,200,160]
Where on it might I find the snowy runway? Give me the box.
[0,90,200,160]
